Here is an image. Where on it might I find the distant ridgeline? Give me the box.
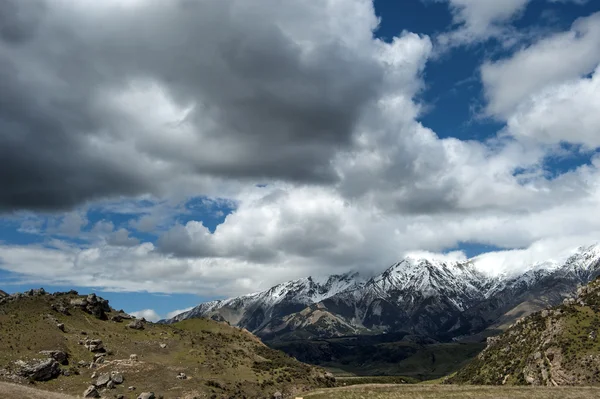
[166,245,600,343]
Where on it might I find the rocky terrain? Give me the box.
[0,289,335,398]
[449,276,600,385]
[166,245,600,343]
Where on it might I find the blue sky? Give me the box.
[1,0,600,320]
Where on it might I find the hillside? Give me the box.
[0,289,335,398]
[449,276,600,386]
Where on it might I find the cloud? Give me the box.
[506,65,600,149]
[436,0,592,47]
[0,0,384,211]
[129,309,161,322]
[107,228,140,247]
[481,12,600,118]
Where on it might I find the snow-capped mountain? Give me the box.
[165,245,600,341]
[167,272,362,331]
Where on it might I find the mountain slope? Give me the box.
[0,289,335,398]
[449,276,600,386]
[168,245,600,342]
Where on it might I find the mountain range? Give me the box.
[165,245,600,342]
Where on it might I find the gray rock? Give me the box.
[83,385,100,398]
[16,358,60,381]
[137,393,156,399]
[96,373,111,387]
[129,386,136,391]
[56,323,65,332]
[107,379,115,389]
[39,350,68,365]
[84,339,104,352]
[111,372,124,384]
[128,319,145,330]
[159,343,167,349]
[273,391,283,399]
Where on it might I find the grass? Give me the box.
[304,385,600,399]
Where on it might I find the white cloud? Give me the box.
[482,12,600,118]
[506,65,600,149]
[437,0,592,47]
[129,309,161,322]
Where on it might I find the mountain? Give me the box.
[166,245,600,342]
[449,275,600,385]
[0,289,335,398]
[168,272,362,332]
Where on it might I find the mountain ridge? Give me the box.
[165,244,600,342]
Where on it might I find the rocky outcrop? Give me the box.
[15,358,60,381]
[83,339,105,352]
[70,294,110,320]
[38,350,68,365]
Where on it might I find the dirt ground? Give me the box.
[0,382,78,399]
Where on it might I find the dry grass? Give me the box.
[0,382,77,399]
[305,384,600,399]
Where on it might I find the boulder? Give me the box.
[39,350,68,365]
[84,339,105,352]
[56,323,65,332]
[83,385,100,398]
[128,319,145,330]
[130,354,139,361]
[137,393,156,399]
[273,392,283,399]
[96,373,111,387]
[107,380,115,389]
[111,372,124,384]
[159,343,167,349]
[16,358,60,381]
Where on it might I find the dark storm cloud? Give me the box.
[0,0,383,211]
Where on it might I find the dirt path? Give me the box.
[0,382,78,399]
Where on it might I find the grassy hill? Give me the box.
[0,289,335,398]
[449,276,600,386]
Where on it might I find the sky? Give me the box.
[1,0,600,321]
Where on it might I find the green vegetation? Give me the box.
[0,291,334,398]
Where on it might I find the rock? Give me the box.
[57,323,65,332]
[16,358,61,381]
[96,373,111,387]
[176,372,187,380]
[137,393,156,399]
[117,395,125,399]
[111,372,124,384]
[51,303,70,315]
[159,343,167,349]
[78,360,89,367]
[83,385,100,398]
[130,354,139,361]
[39,350,68,365]
[91,372,97,379]
[93,353,106,364]
[107,379,115,389]
[273,391,283,399]
[129,386,136,391]
[84,339,105,352]
[128,319,145,330]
